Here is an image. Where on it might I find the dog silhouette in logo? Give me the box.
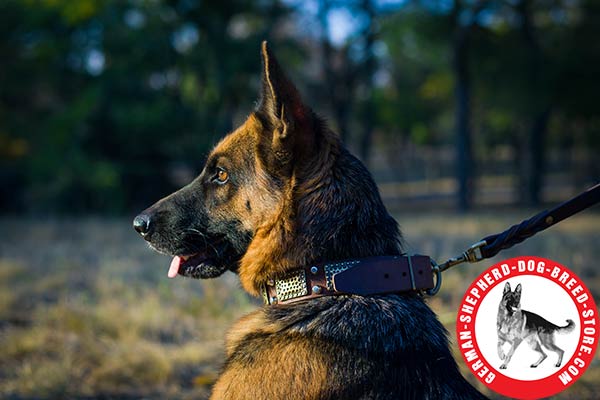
[497,282,576,369]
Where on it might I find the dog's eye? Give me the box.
[214,168,229,184]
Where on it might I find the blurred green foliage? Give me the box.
[376,1,600,148]
[0,0,598,214]
[0,0,291,213]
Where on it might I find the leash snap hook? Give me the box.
[426,261,442,296]
[438,240,488,273]
[464,240,487,263]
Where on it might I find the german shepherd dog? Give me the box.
[134,42,486,399]
[497,282,575,370]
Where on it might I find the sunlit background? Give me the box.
[0,0,598,398]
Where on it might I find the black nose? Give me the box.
[133,214,152,236]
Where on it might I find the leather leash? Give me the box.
[262,183,599,305]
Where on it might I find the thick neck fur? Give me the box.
[296,129,402,262]
[239,118,402,296]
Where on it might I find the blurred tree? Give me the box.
[316,0,381,165]
[318,0,356,144]
[515,0,550,207]
[357,0,378,165]
[451,0,487,211]
[0,0,598,214]
[378,8,452,145]
[471,0,599,204]
[0,0,293,214]
[378,0,598,208]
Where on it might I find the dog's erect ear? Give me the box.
[256,41,313,174]
[503,282,511,295]
[514,283,522,300]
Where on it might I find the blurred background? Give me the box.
[0,0,598,399]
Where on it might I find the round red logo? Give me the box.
[456,256,599,399]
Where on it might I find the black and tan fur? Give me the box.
[497,282,576,369]
[134,42,486,399]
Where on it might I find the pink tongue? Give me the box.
[168,256,182,278]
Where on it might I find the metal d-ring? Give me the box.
[426,260,442,296]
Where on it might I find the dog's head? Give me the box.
[133,42,322,283]
[501,282,522,313]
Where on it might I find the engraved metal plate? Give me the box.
[275,270,308,301]
[324,260,360,290]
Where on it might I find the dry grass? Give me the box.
[0,218,256,399]
[0,212,598,399]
